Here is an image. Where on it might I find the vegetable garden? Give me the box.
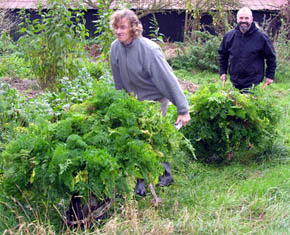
[0,0,289,234]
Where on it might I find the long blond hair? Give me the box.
[110,9,143,38]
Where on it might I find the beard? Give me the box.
[238,22,251,33]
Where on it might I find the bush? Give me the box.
[0,67,106,151]
[0,55,31,78]
[181,84,281,162]
[0,82,184,224]
[18,0,88,90]
[0,33,18,56]
[0,83,29,148]
[274,24,290,82]
[168,31,222,73]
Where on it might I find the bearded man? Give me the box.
[218,7,276,92]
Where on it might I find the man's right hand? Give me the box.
[220,74,227,81]
[176,113,191,127]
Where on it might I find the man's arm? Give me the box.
[149,48,191,126]
[218,36,229,77]
[150,48,189,115]
[264,34,276,80]
[110,44,125,90]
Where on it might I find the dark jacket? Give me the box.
[218,23,276,89]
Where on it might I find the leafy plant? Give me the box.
[0,55,31,78]
[93,0,115,61]
[0,83,29,148]
[148,14,165,44]
[0,67,98,151]
[0,82,184,223]
[18,0,89,90]
[168,31,222,72]
[82,57,106,80]
[182,84,281,162]
[0,33,18,56]
[273,23,290,83]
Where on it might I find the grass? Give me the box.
[0,58,290,235]
[174,69,219,86]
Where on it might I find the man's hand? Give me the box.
[220,74,227,81]
[176,113,191,127]
[265,78,273,85]
[262,78,274,89]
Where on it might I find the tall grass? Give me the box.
[273,23,290,83]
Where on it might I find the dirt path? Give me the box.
[2,77,43,99]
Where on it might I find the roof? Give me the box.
[240,0,288,10]
[0,0,41,9]
[0,0,92,9]
[0,0,288,10]
[0,0,42,9]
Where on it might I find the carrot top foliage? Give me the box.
[182,84,281,162]
[0,82,184,214]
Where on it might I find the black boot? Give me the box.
[157,162,173,186]
[135,178,146,197]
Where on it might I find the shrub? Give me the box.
[18,0,88,90]
[181,84,281,162]
[0,82,184,222]
[273,24,290,82]
[0,83,29,148]
[93,0,115,61]
[0,33,18,56]
[0,55,31,78]
[0,66,105,152]
[168,31,222,73]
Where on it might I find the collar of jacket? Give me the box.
[121,37,141,48]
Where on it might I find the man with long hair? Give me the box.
[110,9,190,197]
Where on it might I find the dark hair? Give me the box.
[110,9,143,38]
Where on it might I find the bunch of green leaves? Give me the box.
[0,69,92,141]
[0,66,104,151]
[168,31,221,73]
[0,83,30,148]
[273,23,290,83]
[181,84,281,162]
[0,55,31,78]
[81,57,107,80]
[93,0,115,61]
[148,14,165,44]
[30,67,98,121]
[0,82,184,214]
[18,0,89,90]
[0,33,18,56]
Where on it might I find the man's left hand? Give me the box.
[176,113,191,127]
[265,78,274,85]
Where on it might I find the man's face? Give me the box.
[237,12,253,33]
[113,18,134,45]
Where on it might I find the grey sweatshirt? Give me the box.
[110,37,189,114]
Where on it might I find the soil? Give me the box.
[1,43,198,98]
[2,77,43,99]
[178,79,199,93]
[162,43,180,59]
